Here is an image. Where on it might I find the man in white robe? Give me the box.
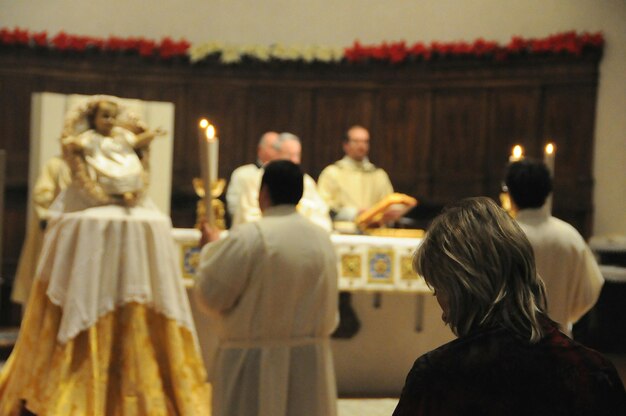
[318,125,394,221]
[505,159,604,335]
[232,132,332,232]
[225,131,279,219]
[194,160,339,416]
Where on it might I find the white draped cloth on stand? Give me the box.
[39,203,196,343]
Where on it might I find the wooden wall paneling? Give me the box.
[310,88,375,178]
[0,76,36,187]
[430,89,488,202]
[243,85,314,172]
[487,87,542,196]
[543,85,597,181]
[542,85,598,238]
[1,187,27,280]
[40,75,122,99]
[374,89,432,197]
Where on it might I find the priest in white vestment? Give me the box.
[505,159,604,335]
[195,160,339,416]
[225,131,279,219]
[232,132,332,232]
[318,125,393,221]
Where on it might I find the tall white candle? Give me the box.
[197,118,213,224]
[198,118,209,185]
[203,123,219,226]
[509,144,524,162]
[206,124,219,187]
[544,142,556,214]
[544,142,556,177]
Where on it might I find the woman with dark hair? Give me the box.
[393,197,625,416]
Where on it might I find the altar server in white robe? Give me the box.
[11,156,71,305]
[232,132,332,232]
[195,160,339,416]
[505,159,604,335]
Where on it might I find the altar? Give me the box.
[173,228,452,395]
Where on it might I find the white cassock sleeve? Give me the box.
[567,244,604,324]
[232,171,263,226]
[194,225,261,315]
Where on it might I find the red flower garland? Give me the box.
[344,31,603,63]
[0,27,604,64]
[0,27,190,59]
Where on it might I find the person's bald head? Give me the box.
[276,132,302,165]
[257,131,280,165]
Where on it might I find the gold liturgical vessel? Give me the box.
[192,177,226,230]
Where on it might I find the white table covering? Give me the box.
[173,228,429,293]
[38,205,195,343]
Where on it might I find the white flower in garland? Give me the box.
[189,40,345,64]
[241,44,271,61]
[300,46,316,63]
[312,45,344,62]
[189,41,224,62]
[270,44,301,61]
[220,44,243,63]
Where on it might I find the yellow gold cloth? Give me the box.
[0,280,212,416]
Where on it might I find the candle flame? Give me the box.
[512,145,523,160]
[545,143,555,155]
[205,124,216,140]
[199,119,209,129]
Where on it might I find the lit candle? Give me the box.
[204,123,219,226]
[509,144,524,162]
[198,118,209,177]
[197,118,212,224]
[544,142,556,177]
[206,124,219,187]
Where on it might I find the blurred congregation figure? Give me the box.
[393,197,625,416]
[11,156,71,306]
[225,131,279,220]
[505,159,604,335]
[233,132,332,231]
[317,125,394,221]
[195,160,339,416]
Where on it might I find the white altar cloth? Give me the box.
[38,205,195,343]
[172,228,429,294]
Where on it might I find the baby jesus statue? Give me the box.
[61,96,165,207]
